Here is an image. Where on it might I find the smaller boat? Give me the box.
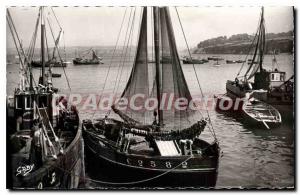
[242,98,281,129]
[207,56,223,61]
[73,49,103,65]
[182,56,208,64]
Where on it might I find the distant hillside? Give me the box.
[193,31,293,54]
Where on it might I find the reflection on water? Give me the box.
[6,53,294,188]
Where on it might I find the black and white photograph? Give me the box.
[6,5,295,190]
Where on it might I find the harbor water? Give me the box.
[6,52,294,188]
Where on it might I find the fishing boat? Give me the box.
[73,49,103,65]
[226,7,294,106]
[6,7,84,189]
[242,98,281,129]
[182,56,208,64]
[30,12,68,68]
[214,93,281,129]
[82,7,219,187]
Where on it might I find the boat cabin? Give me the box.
[268,70,286,87]
[13,90,54,132]
[254,69,286,90]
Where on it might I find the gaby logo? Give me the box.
[16,164,34,177]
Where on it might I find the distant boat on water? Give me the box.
[182,56,208,64]
[31,59,68,67]
[73,49,103,65]
[226,60,246,64]
[208,56,223,61]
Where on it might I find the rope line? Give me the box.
[46,15,71,91]
[175,8,217,141]
[51,147,194,185]
[91,8,128,119]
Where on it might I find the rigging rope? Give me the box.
[27,8,40,63]
[236,8,263,79]
[115,8,138,97]
[50,140,196,186]
[6,15,30,84]
[112,8,134,96]
[51,7,62,30]
[91,7,128,119]
[46,15,71,91]
[6,10,37,87]
[175,8,217,141]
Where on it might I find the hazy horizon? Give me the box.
[7,6,294,50]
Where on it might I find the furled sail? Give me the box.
[113,7,200,131]
[244,7,266,80]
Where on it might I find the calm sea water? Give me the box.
[6,53,294,188]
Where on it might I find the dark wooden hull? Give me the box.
[9,133,84,189]
[83,130,219,188]
[7,108,85,190]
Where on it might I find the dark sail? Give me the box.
[114,7,200,130]
[245,7,265,80]
[114,7,150,124]
[157,7,196,130]
[92,50,98,60]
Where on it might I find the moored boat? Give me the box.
[226,7,294,108]
[7,7,84,189]
[182,56,208,64]
[207,56,223,61]
[82,7,220,188]
[242,98,282,129]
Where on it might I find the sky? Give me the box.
[6,6,294,50]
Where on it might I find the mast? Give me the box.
[41,7,46,86]
[243,7,264,81]
[153,7,163,126]
[259,7,265,72]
